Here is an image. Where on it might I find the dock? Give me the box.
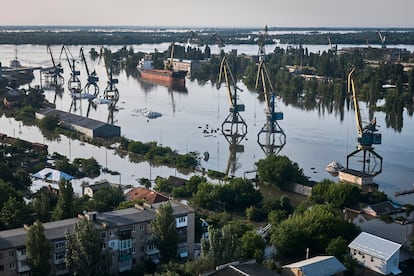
[395,188,414,197]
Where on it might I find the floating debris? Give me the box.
[92,97,112,105]
[132,108,162,119]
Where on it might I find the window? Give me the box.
[139,224,144,231]
[55,240,66,249]
[20,249,26,256]
[132,247,136,254]
[132,226,136,232]
[101,232,106,239]
[55,252,65,261]
[371,256,374,262]
[8,251,14,257]
[0,265,4,271]
[20,260,28,267]
[9,263,15,269]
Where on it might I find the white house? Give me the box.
[348,232,402,275]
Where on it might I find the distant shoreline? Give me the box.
[1,26,414,45]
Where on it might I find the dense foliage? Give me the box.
[270,204,360,258]
[26,221,51,276]
[256,155,308,189]
[66,218,110,275]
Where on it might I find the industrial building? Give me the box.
[35,107,120,139]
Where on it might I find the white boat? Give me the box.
[325,161,344,173]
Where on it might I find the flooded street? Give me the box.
[1,44,414,204]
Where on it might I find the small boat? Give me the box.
[325,161,344,174]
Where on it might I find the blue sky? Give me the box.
[2,0,414,28]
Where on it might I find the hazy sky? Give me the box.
[2,0,414,28]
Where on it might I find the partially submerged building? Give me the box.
[35,107,120,139]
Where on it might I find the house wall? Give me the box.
[350,248,388,275]
[0,249,17,276]
[282,267,302,276]
[385,251,400,275]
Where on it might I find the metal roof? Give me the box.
[283,256,347,276]
[348,232,401,261]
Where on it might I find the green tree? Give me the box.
[0,197,28,229]
[89,186,124,212]
[256,155,307,189]
[241,230,265,260]
[325,236,348,261]
[26,220,51,276]
[52,180,75,220]
[66,218,109,275]
[201,224,241,266]
[271,204,359,258]
[151,202,178,263]
[31,188,58,222]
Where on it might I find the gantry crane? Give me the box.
[59,45,81,94]
[41,45,64,88]
[218,56,247,140]
[80,47,99,97]
[218,56,247,176]
[99,47,119,124]
[346,68,382,176]
[256,26,286,155]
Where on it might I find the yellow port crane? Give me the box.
[218,56,247,134]
[347,68,382,176]
[256,26,285,155]
[217,55,247,176]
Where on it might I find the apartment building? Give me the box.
[0,200,195,275]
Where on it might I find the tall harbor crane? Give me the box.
[218,56,247,176]
[218,55,247,140]
[99,47,120,124]
[59,45,81,94]
[80,47,99,97]
[41,45,64,88]
[346,68,382,176]
[256,27,286,155]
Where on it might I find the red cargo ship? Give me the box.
[137,56,186,87]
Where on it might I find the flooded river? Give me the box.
[1,44,413,205]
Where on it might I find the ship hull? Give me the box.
[138,69,186,86]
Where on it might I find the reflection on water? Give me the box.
[1,45,414,205]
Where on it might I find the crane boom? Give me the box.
[47,45,56,68]
[345,68,382,177]
[348,68,364,135]
[79,47,91,76]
